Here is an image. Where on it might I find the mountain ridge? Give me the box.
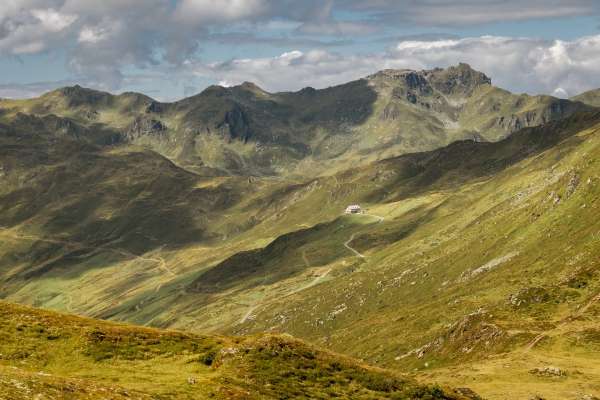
[1,63,593,177]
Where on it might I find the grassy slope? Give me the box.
[572,88,600,108]
[149,112,599,399]
[0,301,478,399]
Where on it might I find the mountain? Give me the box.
[0,64,591,176]
[572,88,600,107]
[0,301,479,399]
[1,65,600,399]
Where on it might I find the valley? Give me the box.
[1,64,599,399]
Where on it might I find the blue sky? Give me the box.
[1,1,600,100]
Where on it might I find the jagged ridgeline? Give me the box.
[0,63,590,176]
[1,64,599,399]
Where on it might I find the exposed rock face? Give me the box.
[125,116,167,140]
[395,71,435,105]
[426,63,492,96]
[397,309,507,361]
[493,99,580,133]
[404,71,432,93]
[145,101,164,114]
[373,64,494,125]
[57,85,112,108]
[566,171,581,198]
[443,310,506,355]
[381,103,403,120]
[508,287,552,308]
[529,366,567,377]
[455,388,484,400]
[218,105,251,142]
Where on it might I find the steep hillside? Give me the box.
[572,88,600,108]
[0,301,479,399]
[0,112,310,318]
[0,64,590,176]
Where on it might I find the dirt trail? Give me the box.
[363,214,385,223]
[239,249,333,324]
[295,269,332,293]
[285,249,332,297]
[343,213,384,259]
[344,233,365,258]
[240,304,259,324]
[302,250,311,267]
[525,290,600,351]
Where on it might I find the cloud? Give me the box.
[174,0,268,23]
[297,20,378,36]
[344,0,596,26]
[206,32,352,48]
[1,1,600,96]
[0,79,76,99]
[190,35,600,98]
[0,2,77,55]
[78,25,111,44]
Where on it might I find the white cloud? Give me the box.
[78,25,111,43]
[30,8,77,32]
[174,0,267,22]
[2,0,600,97]
[396,40,459,51]
[0,4,76,55]
[345,0,595,26]
[190,35,600,98]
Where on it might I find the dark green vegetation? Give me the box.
[1,64,599,399]
[0,301,477,399]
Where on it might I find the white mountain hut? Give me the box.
[345,205,362,214]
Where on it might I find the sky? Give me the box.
[1,0,600,101]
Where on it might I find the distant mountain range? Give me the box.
[0,63,593,176]
[1,64,599,399]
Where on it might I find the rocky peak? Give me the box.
[51,85,112,107]
[237,81,264,92]
[297,86,317,96]
[369,64,491,97]
[198,85,230,98]
[425,63,492,96]
[370,69,432,92]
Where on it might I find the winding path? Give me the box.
[240,304,259,324]
[343,213,385,259]
[344,233,365,258]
